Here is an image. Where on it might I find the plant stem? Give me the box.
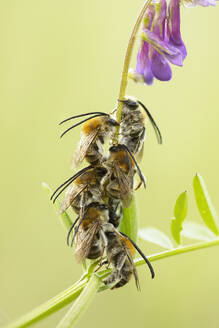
[7,238,219,328]
[119,196,139,243]
[135,238,219,267]
[115,0,152,137]
[6,279,88,328]
[56,275,101,328]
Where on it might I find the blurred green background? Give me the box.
[0,1,219,327]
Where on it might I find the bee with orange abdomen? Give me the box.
[70,202,110,262]
[103,229,155,289]
[119,98,162,160]
[102,144,146,207]
[50,165,107,215]
[59,112,119,168]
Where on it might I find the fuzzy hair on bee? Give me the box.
[59,112,119,168]
[70,202,110,262]
[103,229,155,289]
[50,165,107,215]
[102,144,146,207]
[118,98,162,160]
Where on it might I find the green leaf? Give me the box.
[182,221,217,242]
[171,191,188,245]
[41,182,73,232]
[119,196,138,243]
[139,227,173,249]
[56,274,101,328]
[193,173,219,235]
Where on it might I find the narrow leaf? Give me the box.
[182,221,217,242]
[193,174,219,235]
[42,182,73,232]
[139,227,173,249]
[171,191,188,245]
[174,191,188,223]
[119,195,138,243]
[56,274,101,328]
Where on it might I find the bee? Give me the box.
[50,165,107,215]
[102,144,146,207]
[118,98,162,160]
[59,111,119,168]
[67,203,154,289]
[103,229,155,289]
[69,202,110,262]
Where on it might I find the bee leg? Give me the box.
[100,169,111,191]
[103,254,127,288]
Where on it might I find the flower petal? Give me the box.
[136,42,154,85]
[142,29,183,66]
[151,50,172,81]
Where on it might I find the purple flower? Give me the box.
[183,0,218,6]
[129,0,186,85]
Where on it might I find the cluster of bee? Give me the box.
[51,97,162,289]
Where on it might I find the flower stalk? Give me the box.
[115,0,153,138]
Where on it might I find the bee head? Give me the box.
[107,118,119,127]
[118,98,139,110]
[95,166,108,177]
[109,144,124,153]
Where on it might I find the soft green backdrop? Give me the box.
[0,1,219,327]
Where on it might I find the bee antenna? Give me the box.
[71,215,86,247]
[67,216,80,246]
[120,232,155,279]
[137,100,163,145]
[59,112,109,125]
[51,165,92,202]
[60,114,108,138]
[121,144,146,189]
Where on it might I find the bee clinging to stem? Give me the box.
[118,98,162,160]
[50,165,107,215]
[59,111,119,168]
[102,144,146,207]
[103,228,155,289]
[69,202,110,262]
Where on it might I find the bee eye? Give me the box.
[107,119,119,127]
[124,99,139,109]
[109,146,117,152]
[105,231,116,238]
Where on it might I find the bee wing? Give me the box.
[75,221,100,263]
[114,164,133,207]
[72,128,99,168]
[59,184,87,213]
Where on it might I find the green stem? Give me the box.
[114,0,152,140]
[119,196,139,243]
[6,279,88,328]
[7,238,219,328]
[135,238,219,267]
[56,275,101,328]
